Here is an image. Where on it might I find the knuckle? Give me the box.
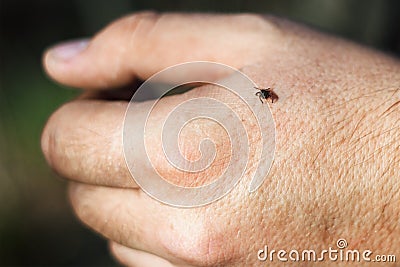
[41,101,91,177]
[41,120,55,167]
[68,184,130,246]
[68,183,101,228]
[41,103,70,170]
[232,13,282,37]
[108,242,123,262]
[94,11,162,79]
[42,100,127,185]
[68,183,91,222]
[109,242,129,266]
[234,13,268,27]
[102,11,161,42]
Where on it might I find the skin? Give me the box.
[41,12,400,266]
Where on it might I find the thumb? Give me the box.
[43,12,281,89]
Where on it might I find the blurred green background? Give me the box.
[0,0,399,265]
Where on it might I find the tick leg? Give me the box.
[258,95,264,103]
[255,92,265,103]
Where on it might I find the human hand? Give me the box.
[42,12,400,266]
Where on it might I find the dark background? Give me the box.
[0,0,399,265]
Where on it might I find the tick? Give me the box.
[254,87,279,103]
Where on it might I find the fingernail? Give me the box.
[48,39,89,61]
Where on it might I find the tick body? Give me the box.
[254,87,279,103]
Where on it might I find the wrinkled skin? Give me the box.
[42,13,400,266]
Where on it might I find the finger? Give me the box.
[110,242,175,267]
[68,182,203,265]
[40,94,188,188]
[41,84,245,188]
[43,12,280,89]
[41,99,137,188]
